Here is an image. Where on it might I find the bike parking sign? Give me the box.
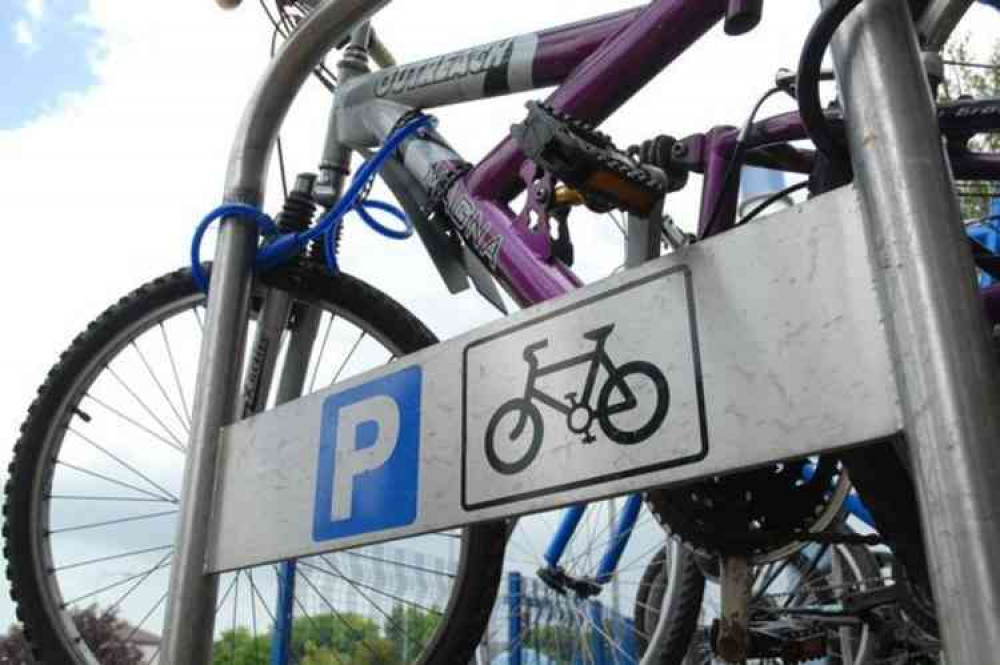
[462,266,708,509]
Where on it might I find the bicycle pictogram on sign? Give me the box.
[484,323,670,475]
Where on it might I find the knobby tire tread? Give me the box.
[4,264,506,665]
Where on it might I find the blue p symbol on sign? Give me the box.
[313,366,421,541]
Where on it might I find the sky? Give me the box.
[0,0,996,645]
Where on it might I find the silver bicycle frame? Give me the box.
[160,0,1000,662]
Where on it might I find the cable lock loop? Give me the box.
[189,113,436,291]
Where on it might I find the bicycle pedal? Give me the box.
[511,102,665,216]
[581,433,596,444]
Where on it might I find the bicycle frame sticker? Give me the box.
[462,266,707,509]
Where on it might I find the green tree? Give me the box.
[290,611,382,658]
[942,34,1000,220]
[384,604,441,662]
[212,627,271,665]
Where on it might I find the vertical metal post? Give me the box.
[156,1,383,657]
[827,1,1000,662]
[270,561,297,665]
[159,220,257,664]
[269,306,325,665]
[508,572,523,665]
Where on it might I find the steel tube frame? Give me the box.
[828,0,1000,661]
[159,1,390,663]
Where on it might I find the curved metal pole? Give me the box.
[159,2,390,663]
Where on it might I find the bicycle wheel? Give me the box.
[484,398,544,475]
[633,544,706,665]
[597,361,670,445]
[4,265,506,665]
[486,499,703,665]
[647,540,883,664]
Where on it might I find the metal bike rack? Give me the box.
[206,185,898,569]
[159,0,1000,662]
[826,0,1000,661]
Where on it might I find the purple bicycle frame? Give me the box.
[342,0,1000,313]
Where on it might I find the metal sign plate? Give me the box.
[462,266,706,509]
[207,186,901,573]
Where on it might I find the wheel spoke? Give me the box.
[330,330,366,386]
[48,509,177,536]
[55,460,175,503]
[131,340,190,436]
[308,313,335,393]
[105,551,172,614]
[247,568,276,624]
[84,394,186,454]
[55,543,173,573]
[229,572,240,664]
[303,558,443,616]
[159,322,193,428]
[122,588,169,643]
[291,592,348,665]
[297,568,384,662]
[67,426,179,503]
[61,550,172,605]
[319,558,406,632]
[341,549,456,578]
[106,365,187,449]
[47,494,175,503]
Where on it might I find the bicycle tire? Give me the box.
[484,398,544,475]
[633,543,706,665]
[4,265,506,665]
[598,361,670,445]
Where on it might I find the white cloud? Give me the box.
[13,19,35,51]
[24,0,44,22]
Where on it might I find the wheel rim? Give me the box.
[23,278,472,665]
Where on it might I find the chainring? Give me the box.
[646,457,847,562]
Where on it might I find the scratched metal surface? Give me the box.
[207,185,899,572]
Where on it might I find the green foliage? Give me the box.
[213,627,271,665]
[208,607,443,665]
[384,604,441,660]
[290,611,381,658]
[942,33,1000,220]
